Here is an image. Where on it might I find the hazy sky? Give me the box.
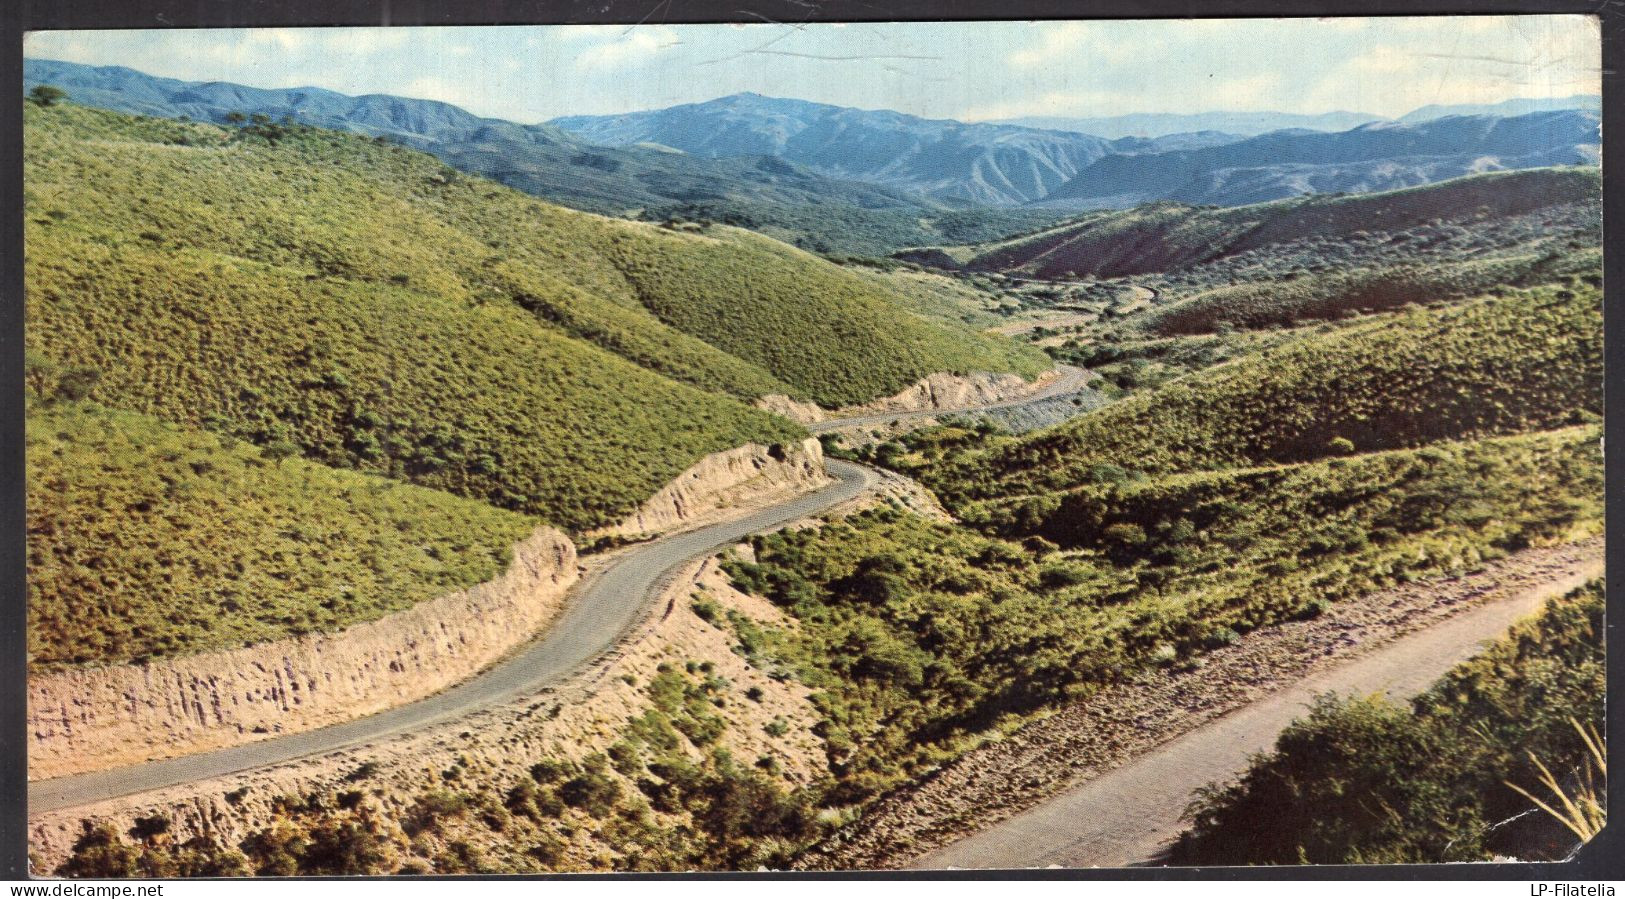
[25,16,1600,124]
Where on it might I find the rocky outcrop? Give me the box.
[754,394,827,425]
[596,438,829,538]
[838,369,1060,418]
[28,527,578,781]
[758,370,1065,426]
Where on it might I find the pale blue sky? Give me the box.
[24,16,1600,124]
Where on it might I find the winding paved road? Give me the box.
[29,367,1099,814]
[807,365,1093,433]
[910,556,1604,870]
[30,460,880,814]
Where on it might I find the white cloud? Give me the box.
[1008,22,1134,68]
[573,26,680,71]
[400,76,465,104]
[316,27,411,55]
[1349,44,1416,76]
[247,29,312,52]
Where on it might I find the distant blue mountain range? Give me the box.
[550,92,1599,210]
[25,57,1602,213]
[550,92,1244,205]
[1039,112,1601,209]
[20,57,948,221]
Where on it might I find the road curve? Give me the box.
[910,558,1603,870]
[808,365,1094,433]
[30,460,880,814]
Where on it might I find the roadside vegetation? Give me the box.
[719,426,1599,805]
[1172,581,1605,864]
[55,663,821,874]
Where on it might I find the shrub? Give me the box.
[28,85,66,107]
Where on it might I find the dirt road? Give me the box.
[908,548,1603,870]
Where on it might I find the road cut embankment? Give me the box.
[594,438,829,538]
[758,369,1066,426]
[28,527,578,781]
[30,438,831,782]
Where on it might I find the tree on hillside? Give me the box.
[224,111,247,125]
[28,85,66,107]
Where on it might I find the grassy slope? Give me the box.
[27,402,539,670]
[841,265,1011,329]
[955,167,1600,279]
[931,287,1600,502]
[26,103,1044,408]
[596,228,1045,402]
[22,104,1034,533]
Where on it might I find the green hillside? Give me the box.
[637,200,1067,258]
[1138,253,1597,336]
[595,227,1044,402]
[923,286,1600,502]
[27,225,801,531]
[26,103,1043,409]
[24,103,1045,530]
[988,429,1601,562]
[27,402,538,671]
[945,167,1599,279]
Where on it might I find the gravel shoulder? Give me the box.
[796,538,1604,871]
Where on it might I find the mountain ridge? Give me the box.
[1037,110,1599,209]
[552,91,1134,205]
[22,58,1075,254]
[992,94,1598,138]
[26,58,1602,229]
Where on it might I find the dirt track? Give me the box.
[795,538,1604,871]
